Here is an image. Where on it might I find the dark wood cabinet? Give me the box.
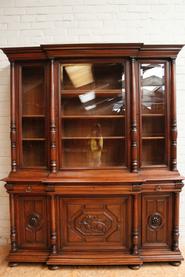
[1,43,184,269]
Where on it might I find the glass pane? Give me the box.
[22,67,45,115]
[22,118,45,139]
[142,139,165,165]
[21,66,47,168]
[141,63,166,166]
[62,139,125,168]
[60,63,125,168]
[23,141,46,167]
[141,64,165,114]
[142,116,165,137]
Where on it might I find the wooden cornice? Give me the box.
[1,43,184,61]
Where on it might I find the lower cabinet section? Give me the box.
[6,183,184,268]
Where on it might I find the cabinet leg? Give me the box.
[169,261,181,266]
[48,265,59,270]
[128,264,141,270]
[8,262,18,267]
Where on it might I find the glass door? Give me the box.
[21,65,47,168]
[140,63,167,166]
[60,62,126,168]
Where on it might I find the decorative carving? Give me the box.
[78,215,111,235]
[148,213,163,230]
[27,213,41,230]
[69,204,120,242]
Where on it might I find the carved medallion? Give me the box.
[70,206,118,239]
[148,212,163,230]
[78,214,111,235]
[27,213,41,230]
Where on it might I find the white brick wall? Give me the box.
[0,0,185,245]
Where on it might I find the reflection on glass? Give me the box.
[89,123,103,167]
[141,63,166,166]
[64,64,94,88]
[141,64,165,114]
[61,63,125,168]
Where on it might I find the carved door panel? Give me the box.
[142,193,172,249]
[58,196,131,252]
[15,195,49,250]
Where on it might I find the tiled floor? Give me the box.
[0,246,185,277]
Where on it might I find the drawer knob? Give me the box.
[26,185,32,192]
[156,185,161,191]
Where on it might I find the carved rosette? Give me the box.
[26,213,42,230]
[148,213,163,230]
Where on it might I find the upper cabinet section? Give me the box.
[21,65,48,168]
[1,43,183,173]
[60,62,126,168]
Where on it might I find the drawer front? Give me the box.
[142,193,172,249]
[58,196,131,252]
[12,184,45,193]
[15,195,49,250]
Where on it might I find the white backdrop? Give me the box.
[0,0,185,245]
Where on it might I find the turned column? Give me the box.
[10,193,17,252]
[130,58,138,172]
[10,62,17,172]
[172,192,180,251]
[50,59,57,173]
[170,58,177,171]
[50,195,57,254]
[132,194,139,255]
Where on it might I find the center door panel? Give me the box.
[57,196,132,253]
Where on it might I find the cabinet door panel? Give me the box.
[58,196,131,252]
[142,193,172,249]
[16,195,49,249]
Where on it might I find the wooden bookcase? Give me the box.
[1,43,184,269]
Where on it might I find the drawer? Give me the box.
[142,183,176,192]
[11,184,45,194]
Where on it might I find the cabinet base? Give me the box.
[46,253,142,266]
[7,249,183,268]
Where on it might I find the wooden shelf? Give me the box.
[142,136,165,140]
[22,138,46,141]
[62,136,125,140]
[61,115,125,119]
[22,115,45,118]
[61,89,122,93]
[142,114,165,117]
